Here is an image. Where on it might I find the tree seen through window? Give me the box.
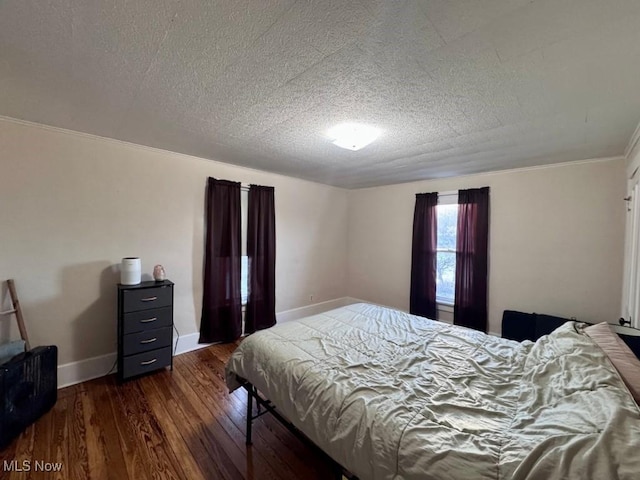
[436,204,457,303]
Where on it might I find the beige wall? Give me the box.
[0,118,348,364]
[347,159,626,334]
[0,115,627,366]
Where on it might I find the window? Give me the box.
[436,194,458,305]
[240,189,249,304]
[241,256,248,304]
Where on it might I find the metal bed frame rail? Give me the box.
[242,381,359,480]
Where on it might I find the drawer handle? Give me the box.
[140,337,157,344]
[140,317,157,323]
[140,296,157,302]
[140,358,157,366]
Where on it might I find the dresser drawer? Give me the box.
[123,327,172,356]
[122,346,172,379]
[123,307,172,334]
[122,285,172,313]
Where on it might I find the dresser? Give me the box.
[117,280,174,382]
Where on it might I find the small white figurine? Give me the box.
[153,264,166,281]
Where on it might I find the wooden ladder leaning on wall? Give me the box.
[0,279,31,351]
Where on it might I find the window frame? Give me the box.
[435,192,458,308]
[623,176,640,329]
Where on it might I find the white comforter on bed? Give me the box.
[225,303,640,480]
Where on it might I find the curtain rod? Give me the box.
[240,182,272,191]
[241,183,271,190]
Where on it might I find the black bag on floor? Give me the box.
[0,345,57,449]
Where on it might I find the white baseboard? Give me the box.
[57,297,356,389]
[57,352,118,389]
[276,296,358,323]
[173,331,204,355]
[57,331,205,389]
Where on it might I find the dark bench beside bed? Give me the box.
[502,310,640,358]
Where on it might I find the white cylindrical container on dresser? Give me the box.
[120,257,142,285]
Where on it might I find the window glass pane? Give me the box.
[436,251,456,303]
[241,256,248,304]
[241,190,248,256]
[436,202,457,303]
[437,204,458,250]
[240,189,248,304]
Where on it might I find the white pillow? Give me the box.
[584,322,640,405]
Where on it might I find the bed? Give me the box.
[225,303,640,479]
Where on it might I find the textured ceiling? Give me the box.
[1,0,640,188]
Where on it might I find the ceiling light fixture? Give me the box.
[327,123,381,151]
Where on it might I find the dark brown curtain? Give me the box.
[199,178,242,343]
[410,192,438,319]
[454,187,489,332]
[245,185,276,334]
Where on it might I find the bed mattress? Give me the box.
[225,303,640,479]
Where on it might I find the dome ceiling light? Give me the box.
[327,123,381,151]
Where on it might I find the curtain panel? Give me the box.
[245,185,276,333]
[454,187,490,333]
[199,178,243,343]
[410,192,439,319]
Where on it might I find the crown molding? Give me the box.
[624,119,640,160]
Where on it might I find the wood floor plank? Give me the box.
[176,352,313,480]
[49,396,69,480]
[7,419,35,480]
[56,384,78,400]
[179,348,324,480]
[151,370,252,480]
[67,390,91,480]
[26,404,53,480]
[182,349,327,478]
[0,343,334,479]
[89,377,130,480]
[80,389,110,480]
[140,374,211,480]
[113,380,185,480]
[104,376,152,480]
[170,363,263,479]
[194,348,335,479]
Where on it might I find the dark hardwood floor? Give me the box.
[0,342,335,479]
